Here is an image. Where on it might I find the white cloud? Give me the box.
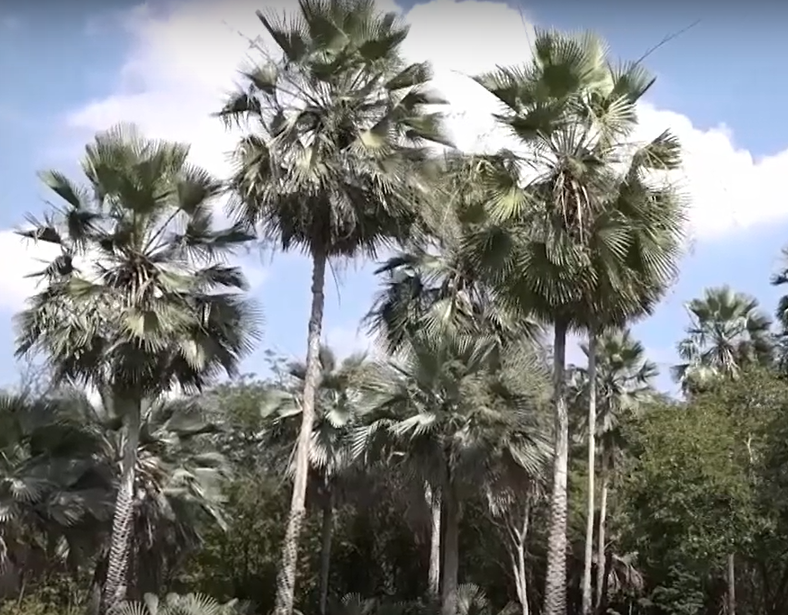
[2,0,786,311]
[634,105,788,241]
[57,0,788,241]
[324,325,376,360]
[0,231,61,312]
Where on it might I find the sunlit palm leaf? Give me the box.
[673,286,772,394]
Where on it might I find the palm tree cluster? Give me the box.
[8,2,788,615]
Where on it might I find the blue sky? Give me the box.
[1,0,787,393]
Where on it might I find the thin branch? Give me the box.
[634,20,701,66]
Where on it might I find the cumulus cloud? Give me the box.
[2,0,786,319]
[59,0,788,238]
[0,230,61,311]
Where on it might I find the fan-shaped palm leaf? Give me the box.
[673,286,772,394]
[365,153,542,359]
[112,592,247,615]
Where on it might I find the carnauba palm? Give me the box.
[673,286,773,395]
[470,30,687,615]
[568,329,657,608]
[366,152,540,357]
[216,2,448,613]
[14,124,260,611]
[263,345,371,615]
[356,334,550,615]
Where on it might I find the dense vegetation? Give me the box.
[1,2,784,615]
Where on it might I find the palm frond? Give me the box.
[16,124,262,399]
[219,0,449,262]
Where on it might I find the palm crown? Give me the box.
[264,345,370,486]
[472,37,686,329]
[357,335,550,510]
[673,285,773,392]
[366,153,541,357]
[218,0,448,260]
[569,328,657,446]
[15,124,260,397]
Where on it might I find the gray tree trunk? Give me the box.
[102,401,141,613]
[582,333,598,615]
[727,552,736,615]
[508,501,531,615]
[273,249,327,615]
[441,487,460,615]
[543,321,570,615]
[426,484,442,601]
[595,456,610,610]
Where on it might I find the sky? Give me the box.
[1,0,788,393]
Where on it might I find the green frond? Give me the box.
[260,342,373,483]
[673,285,773,392]
[16,124,262,398]
[221,0,448,261]
[465,29,689,335]
[571,328,657,439]
[356,331,551,496]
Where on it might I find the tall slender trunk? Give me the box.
[318,493,334,615]
[426,483,442,601]
[441,486,460,615]
[727,552,736,615]
[543,321,570,615]
[273,249,327,615]
[595,454,609,611]
[509,501,531,615]
[516,539,529,615]
[102,402,141,613]
[599,550,611,615]
[582,332,598,615]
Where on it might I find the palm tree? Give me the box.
[0,392,110,591]
[673,286,772,394]
[672,286,771,614]
[14,124,260,611]
[216,3,447,613]
[366,153,540,357]
[99,394,229,597]
[568,329,657,610]
[574,134,683,615]
[365,153,547,605]
[357,335,550,615]
[771,247,788,370]
[473,31,686,615]
[21,387,230,602]
[264,345,371,615]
